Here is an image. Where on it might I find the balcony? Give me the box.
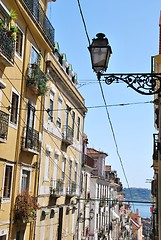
[19,0,55,48]
[50,179,64,197]
[153,134,159,172]
[62,125,73,146]
[26,64,48,96]
[0,28,15,66]
[0,110,9,142]
[66,181,77,198]
[14,191,39,223]
[83,154,95,168]
[153,134,159,160]
[22,126,40,154]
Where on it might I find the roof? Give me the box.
[87,148,108,157]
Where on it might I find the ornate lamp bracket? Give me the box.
[100,73,161,95]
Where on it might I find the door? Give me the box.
[57,207,63,240]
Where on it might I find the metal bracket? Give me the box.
[100,73,161,95]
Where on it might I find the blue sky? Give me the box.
[48,0,161,188]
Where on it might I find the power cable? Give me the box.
[0,100,154,112]
[76,0,135,211]
[13,0,87,178]
[0,70,82,189]
[77,0,90,45]
[98,80,135,211]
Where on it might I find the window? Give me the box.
[61,157,66,180]
[44,151,50,181]
[21,169,30,193]
[56,97,62,128]
[77,117,80,141]
[71,111,75,137]
[53,154,59,187]
[96,214,99,229]
[74,162,78,183]
[27,102,35,129]
[3,165,12,198]
[16,26,23,58]
[0,235,7,240]
[10,92,19,124]
[65,104,70,126]
[48,91,54,122]
[68,160,72,185]
[30,46,40,65]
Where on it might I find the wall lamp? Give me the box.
[88,33,161,95]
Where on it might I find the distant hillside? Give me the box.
[123,188,151,202]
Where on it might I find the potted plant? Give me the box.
[14,191,39,223]
[27,63,49,96]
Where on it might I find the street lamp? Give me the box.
[88,33,161,95]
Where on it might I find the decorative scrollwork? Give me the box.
[102,73,161,95]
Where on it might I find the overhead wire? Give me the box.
[12,0,87,183]
[2,0,87,189]
[0,72,81,188]
[0,100,154,112]
[76,0,136,211]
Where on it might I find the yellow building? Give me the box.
[0,0,87,239]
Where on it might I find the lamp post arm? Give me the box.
[99,73,161,95]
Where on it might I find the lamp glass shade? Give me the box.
[88,33,112,73]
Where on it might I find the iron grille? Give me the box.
[66,181,76,196]
[153,133,159,160]
[0,110,9,140]
[23,126,40,153]
[0,28,15,64]
[62,125,73,145]
[20,0,55,48]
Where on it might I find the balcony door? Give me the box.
[52,154,58,188]
[26,103,35,148]
[27,103,35,129]
[57,207,63,240]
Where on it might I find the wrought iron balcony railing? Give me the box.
[22,126,40,154]
[62,125,73,146]
[19,0,55,48]
[50,179,64,197]
[0,28,15,65]
[0,110,9,141]
[66,181,77,197]
[153,133,159,161]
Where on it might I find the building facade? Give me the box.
[0,0,87,239]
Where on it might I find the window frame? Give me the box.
[20,168,31,194]
[76,116,80,141]
[71,111,75,137]
[3,164,13,199]
[10,90,19,126]
[15,25,24,59]
[44,150,50,182]
[30,45,40,65]
[48,90,55,122]
[56,96,62,128]
[61,156,66,181]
